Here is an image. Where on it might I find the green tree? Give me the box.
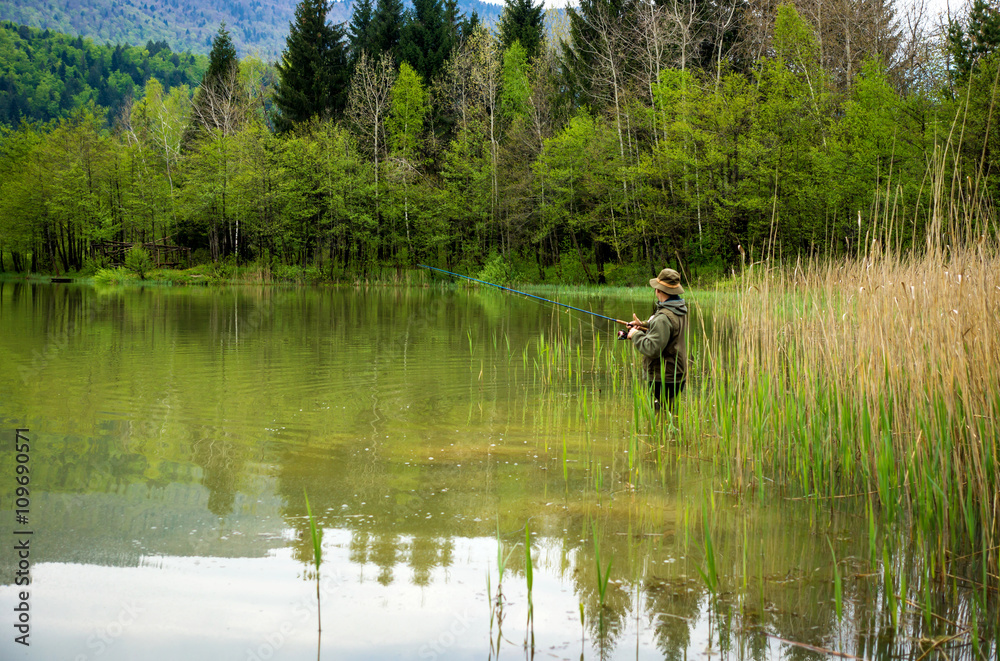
[122,78,190,241]
[0,122,45,271]
[500,41,531,124]
[347,0,376,66]
[947,0,1000,83]
[124,245,153,278]
[498,0,545,62]
[371,0,406,63]
[534,111,622,282]
[740,4,831,254]
[273,0,350,132]
[388,62,427,157]
[387,62,427,259]
[400,0,455,83]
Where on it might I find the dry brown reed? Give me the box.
[706,207,1000,589]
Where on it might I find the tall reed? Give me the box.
[692,197,999,590]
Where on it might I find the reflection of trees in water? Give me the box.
[644,575,702,661]
[347,530,457,586]
[410,535,454,586]
[191,435,248,516]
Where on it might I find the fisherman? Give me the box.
[625,268,688,413]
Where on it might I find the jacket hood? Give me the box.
[655,298,688,316]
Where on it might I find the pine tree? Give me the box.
[371,0,405,63]
[273,0,350,132]
[498,0,544,61]
[400,0,455,82]
[948,0,1000,82]
[347,0,375,67]
[204,24,238,82]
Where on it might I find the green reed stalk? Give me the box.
[525,522,534,650]
[828,536,843,624]
[592,522,612,635]
[697,500,718,596]
[303,489,322,633]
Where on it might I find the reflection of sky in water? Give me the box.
[0,533,722,661]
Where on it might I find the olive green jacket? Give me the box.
[630,299,688,383]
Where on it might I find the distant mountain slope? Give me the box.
[0,21,207,126]
[0,0,503,61]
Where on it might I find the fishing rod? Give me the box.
[418,264,644,335]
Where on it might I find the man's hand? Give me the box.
[626,314,645,339]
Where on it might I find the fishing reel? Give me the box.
[617,323,647,340]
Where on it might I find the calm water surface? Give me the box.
[0,282,989,660]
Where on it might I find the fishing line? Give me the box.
[418,264,631,328]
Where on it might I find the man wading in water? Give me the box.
[625,268,688,413]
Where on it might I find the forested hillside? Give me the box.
[0,0,502,59]
[0,21,207,125]
[1,0,997,282]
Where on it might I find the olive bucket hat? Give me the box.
[650,268,683,295]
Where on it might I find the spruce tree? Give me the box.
[371,0,405,63]
[347,0,375,67]
[948,0,1000,82]
[400,0,454,82]
[273,0,350,132]
[498,0,544,61]
[204,24,238,83]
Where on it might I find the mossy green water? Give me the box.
[0,281,994,660]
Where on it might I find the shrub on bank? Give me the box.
[92,267,135,285]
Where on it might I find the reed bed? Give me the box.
[518,217,998,604]
[693,226,1000,590]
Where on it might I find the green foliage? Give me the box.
[498,0,544,61]
[500,41,530,123]
[0,21,206,127]
[3,6,998,281]
[124,246,154,279]
[273,0,350,132]
[477,251,518,285]
[93,267,135,285]
[948,0,1000,83]
[388,62,427,156]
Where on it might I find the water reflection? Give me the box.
[0,282,995,660]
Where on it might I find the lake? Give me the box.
[0,281,993,660]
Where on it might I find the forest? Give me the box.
[0,0,502,60]
[0,0,998,283]
[0,20,207,125]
